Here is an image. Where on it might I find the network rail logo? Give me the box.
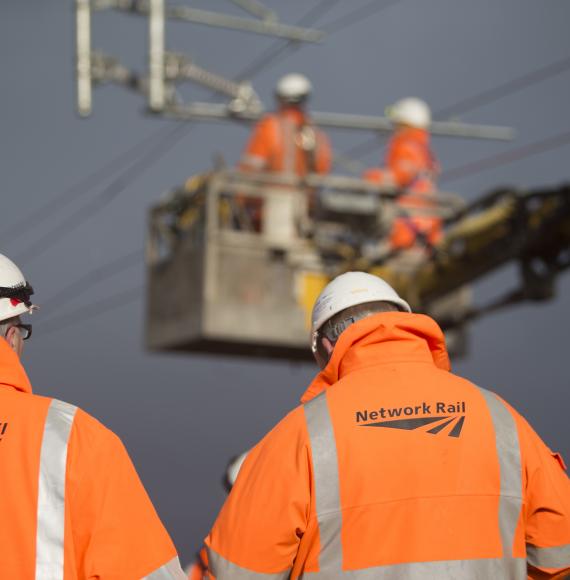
[356,402,466,438]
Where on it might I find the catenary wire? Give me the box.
[340,53,570,164]
[236,0,342,81]
[0,123,176,245]
[258,0,401,76]
[320,0,399,34]
[39,248,142,313]
[440,128,570,184]
[436,54,570,119]
[40,286,143,336]
[15,122,189,265]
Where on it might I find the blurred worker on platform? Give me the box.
[238,73,332,228]
[0,253,185,579]
[186,451,248,579]
[240,73,332,177]
[364,97,442,250]
[205,272,570,579]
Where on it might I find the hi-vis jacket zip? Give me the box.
[205,312,570,579]
[0,338,186,580]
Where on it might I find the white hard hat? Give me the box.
[0,254,37,323]
[387,97,431,129]
[311,272,411,341]
[225,451,248,489]
[275,73,312,103]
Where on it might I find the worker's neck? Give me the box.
[278,105,306,120]
[396,125,428,139]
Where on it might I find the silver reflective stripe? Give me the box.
[527,543,570,570]
[302,557,527,579]
[241,153,266,169]
[207,546,290,579]
[142,556,187,579]
[478,388,523,557]
[279,117,296,175]
[35,399,77,580]
[303,392,343,572]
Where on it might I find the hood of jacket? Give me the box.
[0,337,32,394]
[301,312,450,404]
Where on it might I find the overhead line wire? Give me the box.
[435,54,570,119]
[0,124,179,246]
[440,128,570,184]
[15,122,189,265]
[40,285,143,336]
[340,53,570,164]
[236,0,342,80]
[320,0,400,34]
[40,248,142,313]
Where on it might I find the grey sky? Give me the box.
[2,0,570,564]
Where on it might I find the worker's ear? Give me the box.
[4,326,22,357]
[322,336,334,356]
[315,336,335,370]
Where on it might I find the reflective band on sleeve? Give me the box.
[35,399,77,580]
[279,117,296,175]
[303,392,343,572]
[527,543,570,570]
[241,154,266,169]
[478,388,523,558]
[302,556,527,579]
[142,556,188,579]
[206,546,290,579]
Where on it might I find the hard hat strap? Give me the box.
[0,282,34,307]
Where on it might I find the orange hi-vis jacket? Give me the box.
[240,107,332,177]
[0,338,186,580]
[364,127,441,249]
[206,312,570,579]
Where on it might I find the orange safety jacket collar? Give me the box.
[301,312,451,404]
[393,126,430,144]
[0,337,32,394]
[276,105,309,125]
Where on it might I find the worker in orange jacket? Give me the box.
[0,252,186,580]
[238,73,332,228]
[240,73,332,177]
[205,271,570,579]
[186,452,248,579]
[364,97,442,250]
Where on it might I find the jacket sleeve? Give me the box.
[515,411,570,579]
[205,406,311,578]
[315,129,332,174]
[67,410,185,580]
[239,117,273,171]
[386,138,426,188]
